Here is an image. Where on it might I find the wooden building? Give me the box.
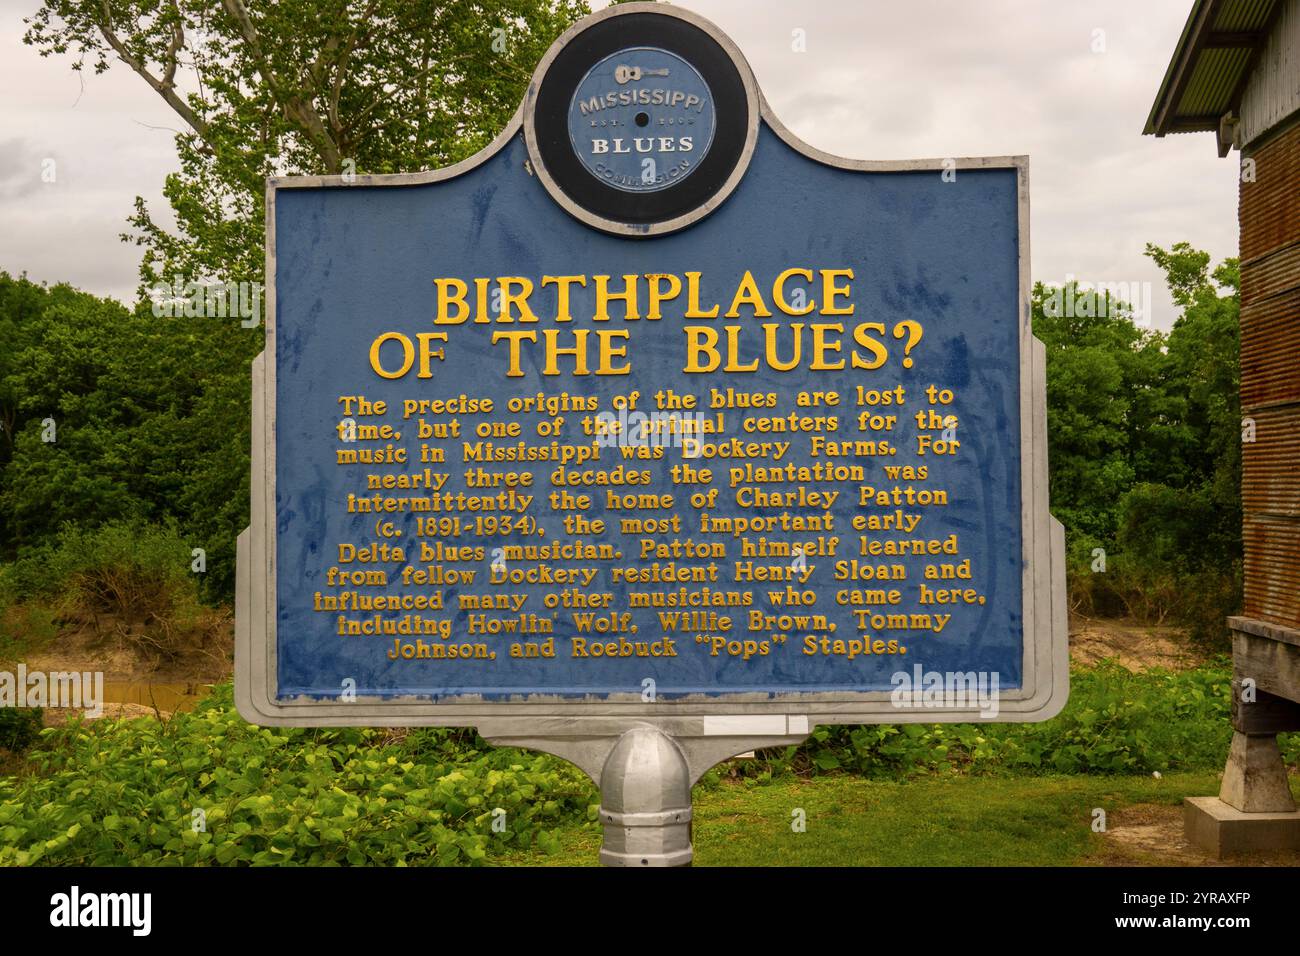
[1146,0,1300,855]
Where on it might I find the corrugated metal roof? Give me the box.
[1177,46,1254,114]
[1145,0,1283,142]
[1214,0,1276,31]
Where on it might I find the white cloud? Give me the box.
[0,0,1236,326]
[681,0,1239,330]
[0,0,181,304]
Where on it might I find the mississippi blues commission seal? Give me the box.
[568,47,717,194]
[523,4,759,236]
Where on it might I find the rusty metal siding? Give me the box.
[1239,120,1300,259]
[1240,118,1300,630]
[1239,287,1300,406]
[1245,517,1300,622]
[1240,0,1300,146]
[1243,405,1300,515]
[1240,235,1300,299]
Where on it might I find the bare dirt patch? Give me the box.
[17,614,232,685]
[1069,615,1209,672]
[43,701,173,726]
[2,609,232,726]
[1093,802,1300,866]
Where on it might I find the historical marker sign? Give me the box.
[236,3,1067,734]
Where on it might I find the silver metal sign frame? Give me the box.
[234,2,1067,864]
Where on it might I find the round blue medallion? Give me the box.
[567,47,717,194]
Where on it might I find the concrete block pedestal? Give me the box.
[1184,796,1300,859]
[1183,660,1300,859]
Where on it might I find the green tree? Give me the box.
[25,0,588,291]
[0,283,247,593]
[1031,281,1168,542]
[16,1,589,598]
[1033,244,1241,633]
[0,276,136,552]
[1122,244,1241,576]
[0,274,65,474]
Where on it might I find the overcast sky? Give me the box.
[0,0,1238,329]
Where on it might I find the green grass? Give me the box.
[499,771,1297,867]
[0,604,58,663]
[4,663,1294,867]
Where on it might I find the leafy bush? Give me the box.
[0,684,596,866]
[0,605,57,661]
[0,708,43,754]
[745,662,1243,780]
[0,521,230,671]
[1065,528,1239,645]
[1,521,189,605]
[3,664,1293,865]
[1034,249,1243,645]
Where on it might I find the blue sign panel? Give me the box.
[271,128,1024,701]
[238,2,1067,730]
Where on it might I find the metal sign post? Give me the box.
[237,3,1067,866]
